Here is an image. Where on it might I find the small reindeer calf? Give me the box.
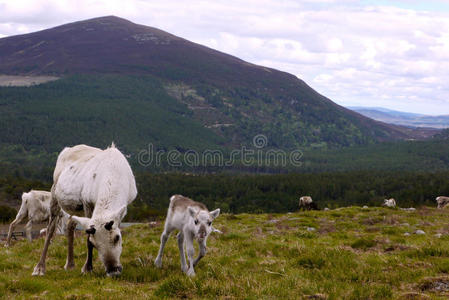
[154,195,220,276]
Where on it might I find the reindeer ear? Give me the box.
[71,216,91,230]
[116,205,127,223]
[188,206,197,218]
[210,208,220,219]
[104,220,114,231]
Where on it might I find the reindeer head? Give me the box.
[71,206,126,276]
[436,196,449,209]
[188,207,220,241]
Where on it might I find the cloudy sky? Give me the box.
[0,0,448,115]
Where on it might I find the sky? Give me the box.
[0,0,448,115]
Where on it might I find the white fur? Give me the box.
[32,144,137,276]
[299,196,313,210]
[383,198,396,208]
[436,196,449,209]
[155,195,220,277]
[5,190,68,247]
[299,196,313,206]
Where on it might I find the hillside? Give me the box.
[350,107,449,129]
[1,208,449,299]
[0,16,432,153]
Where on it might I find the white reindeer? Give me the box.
[5,190,68,247]
[383,198,396,208]
[436,196,449,209]
[155,195,220,276]
[32,143,137,276]
[299,196,317,210]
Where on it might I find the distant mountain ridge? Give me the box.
[349,107,426,117]
[0,16,438,153]
[349,107,449,129]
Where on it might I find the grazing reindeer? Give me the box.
[299,196,317,211]
[383,198,396,208]
[155,195,220,276]
[32,143,137,276]
[436,196,449,209]
[5,190,68,247]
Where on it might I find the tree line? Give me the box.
[1,171,448,222]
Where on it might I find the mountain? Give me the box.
[349,107,449,129]
[0,16,435,154]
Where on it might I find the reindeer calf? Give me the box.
[154,195,220,276]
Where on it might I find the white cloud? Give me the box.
[327,38,343,52]
[0,0,448,114]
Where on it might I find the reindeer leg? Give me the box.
[193,239,207,268]
[64,218,77,270]
[5,210,26,247]
[154,227,172,268]
[32,188,60,276]
[25,220,33,242]
[177,232,187,272]
[185,235,196,277]
[81,236,94,274]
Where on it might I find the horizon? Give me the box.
[346,105,448,117]
[0,1,448,115]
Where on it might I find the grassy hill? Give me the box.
[1,207,449,299]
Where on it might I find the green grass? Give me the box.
[2,207,449,299]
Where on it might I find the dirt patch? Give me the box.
[398,292,430,299]
[275,223,290,231]
[419,221,434,227]
[384,215,401,225]
[305,294,328,299]
[383,244,412,252]
[365,226,381,233]
[318,223,336,234]
[420,276,449,294]
[362,216,383,225]
[253,227,265,237]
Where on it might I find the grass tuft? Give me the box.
[351,238,377,250]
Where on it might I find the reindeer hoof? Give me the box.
[81,264,93,274]
[32,264,46,276]
[64,261,75,270]
[186,268,195,277]
[154,258,162,268]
